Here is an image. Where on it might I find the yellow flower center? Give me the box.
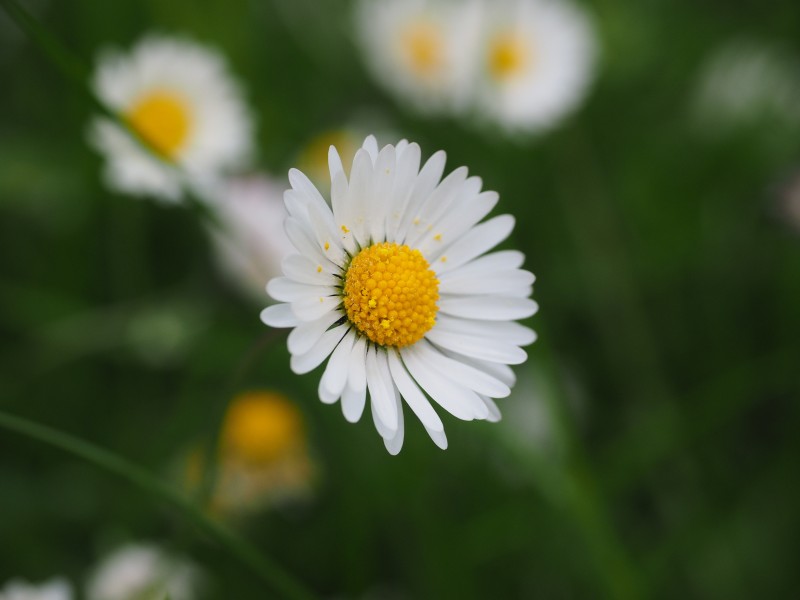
[126,90,192,158]
[221,391,304,465]
[343,242,439,348]
[488,33,530,81]
[400,20,444,77]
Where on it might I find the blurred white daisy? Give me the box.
[204,174,293,302]
[261,135,537,453]
[354,0,482,115]
[693,40,800,133]
[0,579,72,600]
[86,543,201,600]
[471,0,597,134]
[88,35,254,202]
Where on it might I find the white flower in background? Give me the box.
[86,544,201,600]
[355,0,482,115]
[471,0,597,134]
[88,35,254,202]
[0,579,72,600]
[693,40,800,133]
[262,136,537,454]
[205,175,293,302]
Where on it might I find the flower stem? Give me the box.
[0,409,316,600]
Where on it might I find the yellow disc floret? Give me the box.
[343,242,439,348]
[488,33,530,81]
[127,90,192,158]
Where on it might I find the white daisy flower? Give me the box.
[88,35,254,202]
[86,543,201,600]
[693,40,800,134]
[0,578,72,600]
[205,174,293,302]
[261,136,537,454]
[354,0,482,115]
[471,0,597,134]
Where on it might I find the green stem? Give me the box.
[0,410,316,600]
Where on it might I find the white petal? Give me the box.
[387,348,444,432]
[482,396,503,422]
[320,329,357,398]
[385,142,421,241]
[425,426,448,450]
[288,168,330,219]
[260,303,298,328]
[329,145,344,181]
[400,347,476,420]
[347,335,368,392]
[405,166,468,248]
[426,327,528,365]
[382,384,405,455]
[289,323,348,374]
[439,269,535,296]
[281,254,338,285]
[368,144,396,243]
[266,277,336,303]
[441,350,519,388]
[438,295,539,321]
[429,214,515,269]
[290,295,342,321]
[397,150,446,243]
[287,309,342,355]
[318,376,340,404]
[415,340,511,397]
[435,314,537,346]
[284,217,336,268]
[341,381,366,423]
[438,250,525,281]
[362,134,379,162]
[344,148,374,247]
[418,190,497,257]
[366,346,398,431]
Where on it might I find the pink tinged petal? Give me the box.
[260,303,298,328]
[400,347,477,421]
[430,214,515,269]
[289,323,348,374]
[439,269,535,296]
[290,295,342,321]
[320,329,357,398]
[481,396,503,422]
[435,314,537,346]
[437,295,539,321]
[341,381,366,423]
[397,150,446,243]
[266,277,337,303]
[387,349,444,433]
[437,249,525,281]
[415,340,511,398]
[287,309,342,355]
[425,327,528,365]
[366,346,398,432]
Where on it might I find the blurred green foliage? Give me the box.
[1,0,799,598]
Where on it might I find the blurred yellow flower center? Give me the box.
[488,33,530,80]
[221,392,304,464]
[400,20,444,76]
[343,242,439,348]
[127,91,192,158]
